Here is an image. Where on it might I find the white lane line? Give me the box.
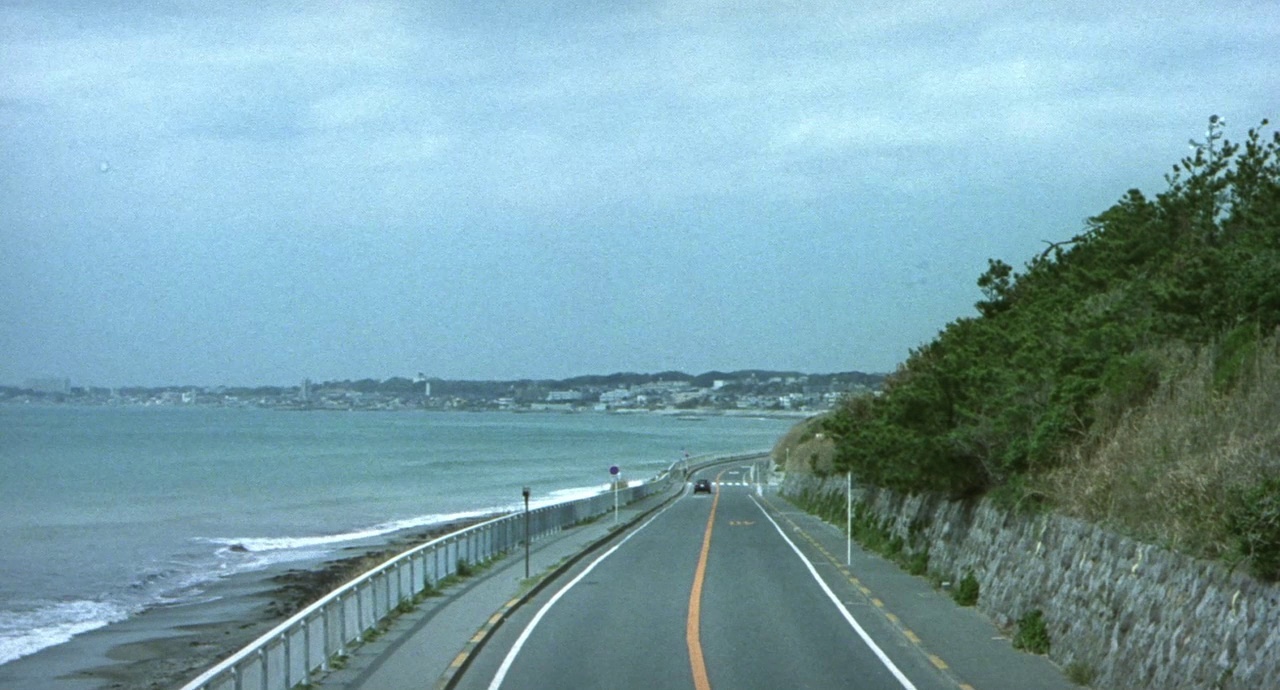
[751,496,918,690]
[487,500,680,690]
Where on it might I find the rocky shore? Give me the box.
[64,516,494,690]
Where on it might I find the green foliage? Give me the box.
[1099,352,1162,415]
[1012,609,1051,654]
[824,117,1280,504]
[905,547,930,576]
[952,571,980,606]
[456,559,474,577]
[1066,660,1097,686]
[1214,322,1260,391]
[1227,477,1280,581]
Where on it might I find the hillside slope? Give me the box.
[820,117,1280,580]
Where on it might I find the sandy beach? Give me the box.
[0,516,495,690]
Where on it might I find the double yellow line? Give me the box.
[686,470,723,690]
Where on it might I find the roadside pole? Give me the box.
[846,471,852,566]
[609,465,621,525]
[522,486,531,579]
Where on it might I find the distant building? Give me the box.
[599,389,632,404]
[547,390,583,402]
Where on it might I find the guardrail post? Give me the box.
[355,584,364,642]
[333,594,343,660]
[283,632,292,689]
[303,615,312,680]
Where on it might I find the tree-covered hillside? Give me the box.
[822,117,1280,579]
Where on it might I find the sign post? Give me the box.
[609,465,620,525]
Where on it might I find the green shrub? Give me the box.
[456,559,474,577]
[1099,351,1162,414]
[1227,476,1280,581]
[1066,660,1096,686]
[952,571,980,606]
[885,534,905,559]
[906,548,930,576]
[1214,323,1259,391]
[1012,609,1051,654]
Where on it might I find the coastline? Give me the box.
[0,516,497,690]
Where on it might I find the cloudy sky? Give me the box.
[2,1,1277,387]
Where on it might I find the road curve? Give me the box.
[451,464,960,690]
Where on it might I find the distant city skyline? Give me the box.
[4,2,1278,388]
[12,366,884,391]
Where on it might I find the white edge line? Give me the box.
[752,496,918,690]
[487,499,680,690]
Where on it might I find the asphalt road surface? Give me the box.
[452,463,999,690]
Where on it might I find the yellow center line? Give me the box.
[687,470,724,690]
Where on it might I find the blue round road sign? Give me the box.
[609,465,620,475]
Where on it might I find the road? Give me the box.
[451,463,996,690]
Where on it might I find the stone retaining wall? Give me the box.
[781,474,1280,690]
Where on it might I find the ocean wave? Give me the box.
[0,487,624,666]
[0,599,130,665]
[197,485,626,557]
[541,483,617,505]
[199,507,514,554]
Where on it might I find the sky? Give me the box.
[2,1,1278,387]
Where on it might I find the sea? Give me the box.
[0,405,795,669]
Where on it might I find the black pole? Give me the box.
[522,486,531,579]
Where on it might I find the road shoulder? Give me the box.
[757,492,1078,690]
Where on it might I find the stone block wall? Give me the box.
[781,474,1280,690]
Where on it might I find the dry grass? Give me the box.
[772,413,838,474]
[1040,333,1280,559]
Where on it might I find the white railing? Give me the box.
[179,479,671,690]
[180,451,765,690]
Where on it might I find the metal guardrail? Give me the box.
[180,451,766,690]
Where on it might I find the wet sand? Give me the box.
[0,516,496,690]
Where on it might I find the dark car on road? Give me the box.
[693,478,713,494]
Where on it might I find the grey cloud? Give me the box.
[2,0,1278,385]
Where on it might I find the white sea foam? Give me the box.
[0,600,130,665]
[201,508,514,554]
[198,486,628,559]
[539,481,635,506]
